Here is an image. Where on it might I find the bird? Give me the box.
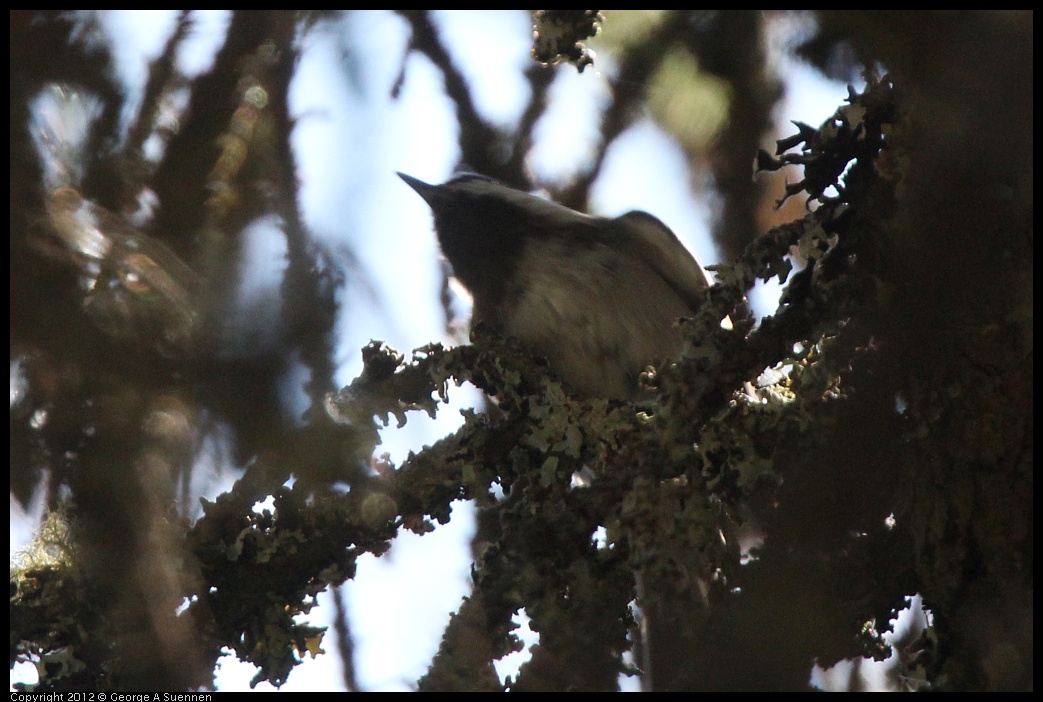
[397,172,713,400]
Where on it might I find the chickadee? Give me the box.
[398,172,713,400]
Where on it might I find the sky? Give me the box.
[11,10,896,692]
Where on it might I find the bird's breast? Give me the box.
[485,238,696,399]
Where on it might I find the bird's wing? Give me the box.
[610,211,713,313]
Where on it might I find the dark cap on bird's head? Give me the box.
[397,172,596,243]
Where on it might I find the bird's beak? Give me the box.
[397,172,439,206]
